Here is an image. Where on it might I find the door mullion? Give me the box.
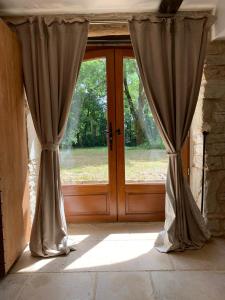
[115,49,126,219]
[106,49,118,219]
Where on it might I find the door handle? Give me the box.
[116,128,121,135]
[106,122,113,150]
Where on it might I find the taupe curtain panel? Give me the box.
[9,16,88,257]
[129,15,214,252]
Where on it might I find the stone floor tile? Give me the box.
[68,222,164,241]
[17,272,95,300]
[0,274,29,300]
[95,272,155,300]
[63,240,113,272]
[151,271,225,300]
[63,239,172,272]
[10,247,68,274]
[169,238,225,270]
[136,248,173,271]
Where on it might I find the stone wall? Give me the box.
[190,40,225,236]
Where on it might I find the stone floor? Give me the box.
[0,222,225,300]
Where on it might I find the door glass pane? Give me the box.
[123,58,168,183]
[60,58,108,184]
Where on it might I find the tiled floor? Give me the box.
[0,222,225,300]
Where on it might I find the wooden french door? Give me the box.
[62,49,117,222]
[61,47,189,222]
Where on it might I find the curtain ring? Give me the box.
[167,152,180,157]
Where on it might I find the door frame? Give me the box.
[115,48,189,221]
[115,48,165,221]
[62,49,118,222]
[62,46,190,222]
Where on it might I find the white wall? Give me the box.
[213,0,225,40]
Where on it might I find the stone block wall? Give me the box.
[190,40,225,236]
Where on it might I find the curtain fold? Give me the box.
[9,16,88,257]
[129,15,214,252]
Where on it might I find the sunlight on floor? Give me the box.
[14,248,57,272]
[11,223,163,273]
[68,234,90,242]
[64,238,156,270]
[3,223,225,300]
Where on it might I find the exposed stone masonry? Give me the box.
[190,40,225,236]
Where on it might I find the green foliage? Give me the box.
[61,59,107,148]
[123,59,164,149]
[61,57,164,150]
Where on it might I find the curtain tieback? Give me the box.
[42,143,59,151]
[167,151,181,157]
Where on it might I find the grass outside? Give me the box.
[60,147,168,184]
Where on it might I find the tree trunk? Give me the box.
[124,75,145,145]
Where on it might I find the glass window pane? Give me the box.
[60,58,108,184]
[123,58,168,183]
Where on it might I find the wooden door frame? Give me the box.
[62,49,118,222]
[115,48,190,221]
[62,46,190,223]
[0,192,5,277]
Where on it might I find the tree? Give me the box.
[123,58,164,149]
[61,57,164,150]
[61,58,107,148]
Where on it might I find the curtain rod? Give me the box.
[3,10,212,24]
[86,11,212,24]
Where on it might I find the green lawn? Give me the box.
[60,147,168,184]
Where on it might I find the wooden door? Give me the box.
[115,48,189,221]
[62,47,189,222]
[62,49,117,222]
[0,20,31,276]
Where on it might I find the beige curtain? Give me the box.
[9,16,88,257]
[129,15,214,252]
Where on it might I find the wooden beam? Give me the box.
[159,0,183,14]
[88,23,129,37]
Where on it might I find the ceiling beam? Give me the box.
[88,23,129,37]
[158,0,183,14]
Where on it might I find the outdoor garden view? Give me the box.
[60,57,168,184]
